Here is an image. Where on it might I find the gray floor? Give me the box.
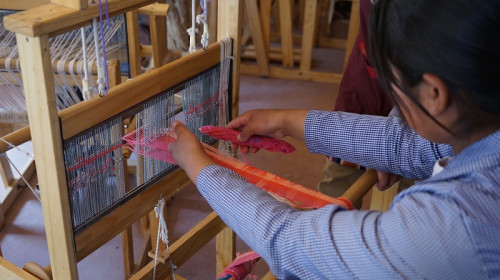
[0,49,355,279]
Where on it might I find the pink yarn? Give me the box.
[199,126,295,154]
[217,251,261,280]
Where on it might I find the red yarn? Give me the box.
[122,129,352,210]
[217,251,261,280]
[200,126,296,154]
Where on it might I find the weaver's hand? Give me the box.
[226,109,308,153]
[169,121,215,181]
[376,171,402,191]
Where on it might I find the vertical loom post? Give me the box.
[16,33,78,279]
[299,0,318,73]
[217,0,243,120]
[216,0,243,275]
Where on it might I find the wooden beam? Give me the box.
[59,42,222,140]
[137,3,169,16]
[50,0,87,10]
[370,182,399,212]
[240,64,343,84]
[149,14,168,68]
[341,169,378,206]
[217,0,243,120]
[0,257,38,280]
[4,0,157,37]
[259,0,272,58]
[75,169,191,261]
[216,227,235,276]
[126,10,142,78]
[278,0,294,67]
[0,159,36,216]
[130,212,226,279]
[245,0,269,77]
[16,33,78,280]
[299,0,318,72]
[0,0,50,10]
[0,155,14,189]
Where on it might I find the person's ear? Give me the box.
[419,73,451,117]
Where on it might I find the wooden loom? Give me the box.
[0,0,243,279]
[0,1,377,279]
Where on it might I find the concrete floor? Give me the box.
[0,42,361,279]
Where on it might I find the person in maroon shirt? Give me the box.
[317,0,393,202]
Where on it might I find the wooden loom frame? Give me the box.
[1,0,243,279]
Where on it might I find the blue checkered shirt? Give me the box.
[197,110,500,279]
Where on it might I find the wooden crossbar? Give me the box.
[131,212,227,280]
[3,0,156,37]
[59,42,222,140]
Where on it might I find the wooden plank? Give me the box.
[344,0,360,70]
[217,0,243,120]
[0,0,50,10]
[0,257,38,280]
[341,169,378,206]
[242,49,301,63]
[3,0,157,37]
[299,0,318,72]
[259,0,272,58]
[131,212,226,279]
[262,271,278,280]
[370,182,399,212]
[149,206,167,256]
[126,10,142,78]
[245,0,269,77]
[50,0,87,10]
[318,37,347,49]
[0,155,14,188]
[59,42,222,140]
[240,64,343,84]
[0,126,30,155]
[16,33,78,280]
[75,169,191,261]
[121,159,135,278]
[150,14,168,68]
[208,0,218,44]
[0,159,36,215]
[216,226,235,276]
[278,0,294,67]
[137,3,169,16]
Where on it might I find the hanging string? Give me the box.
[187,0,198,53]
[153,197,177,280]
[196,0,209,49]
[2,153,40,202]
[97,0,111,96]
[80,27,91,100]
[0,137,34,160]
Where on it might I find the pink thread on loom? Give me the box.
[121,129,353,210]
[199,126,296,154]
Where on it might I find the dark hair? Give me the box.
[369,0,500,132]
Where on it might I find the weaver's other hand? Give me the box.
[169,121,214,181]
[226,109,308,153]
[376,171,401,191]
